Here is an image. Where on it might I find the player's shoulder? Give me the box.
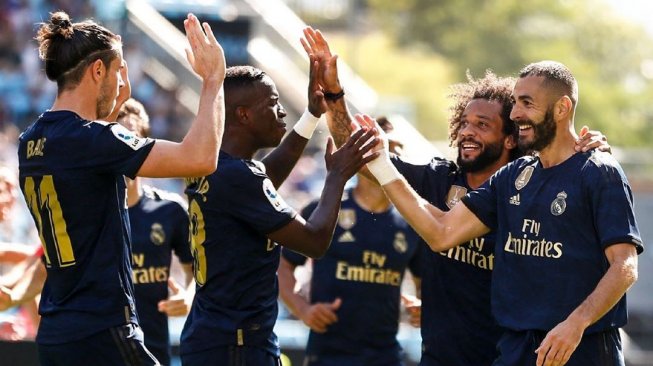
[581,150,626,182]
[216,152,267,179]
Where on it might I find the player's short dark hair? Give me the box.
[117,98,150,138]
[448,70,520,160]
[519,61,578,107]
[35,11,121,92]
[223,66,267,96]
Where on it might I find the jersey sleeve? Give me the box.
[392,156,454,197]
[586,153,643,253]
[90,123,155,178]
[219,163,297,235]
[280,201,318,266]
[461,170,501,230]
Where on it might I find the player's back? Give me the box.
[18,110,154,344]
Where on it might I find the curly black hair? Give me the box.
[447,70,522,161]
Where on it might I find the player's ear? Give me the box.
[235,106,250,125]
[504,134,516,150]
[89,59,106,83]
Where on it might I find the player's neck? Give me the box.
[126,178,143,208]
[537,125,578,168]
[220,132,257,159]
[464,152,512,190]
[51,85,101,121]
[352,178,391,213]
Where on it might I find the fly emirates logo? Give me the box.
[504,219,563,259]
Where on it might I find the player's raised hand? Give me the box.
[184,13,226,82]
[307,54,326,117]
[158,278,192,317]
[301,27,340,93]
[324,127,379,183]
[299,297,342,333]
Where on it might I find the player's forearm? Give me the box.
[277,261,310,320]
[181,79,224,174]
[303,174,347,258]
[382,179,451,251]
[262,132,310,188]
[325,98,354,148]
[565,247,638,330]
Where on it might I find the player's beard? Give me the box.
[457,138,503,173]
[96,77,115,120]
[517,107,556,153]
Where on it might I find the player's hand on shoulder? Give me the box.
[575,125,611,153]
[299,297,342,334]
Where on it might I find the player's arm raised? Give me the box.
[268,128,378,258]
[138,13,226,178]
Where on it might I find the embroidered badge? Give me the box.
[515,166,534,191]
[393,232,408,253]
[550,191,567,216]
[150,223,165,245]
[446,185,468,209]
[338,209,356,230]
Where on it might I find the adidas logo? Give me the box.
[338,231,355,243]
[509,194,521,206]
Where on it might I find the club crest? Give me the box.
[150,223,165,245]
[393,232,408,253]
[446,185,468,209]
[515,166,534,191]
[550,191,567,216]
[338,209,356,230]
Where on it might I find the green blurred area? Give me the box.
[296,0,653,148]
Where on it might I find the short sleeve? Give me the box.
[586,154,643,253]
[461,174,499,231]
[91,123,155,178]
[219,165,296,235]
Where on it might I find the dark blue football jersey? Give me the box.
[392,156,502,366]
[180,151,296,357]
[282,188,422,365]
[129,185,192,365]
[462,151,643,333]
[17,110,155,344]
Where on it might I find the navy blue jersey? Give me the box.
[392,156,502,366]
[17,110,155,344]
[282,188,422,364]
[462,151,643,333]
[130,185,192,364]
[180,151,296,356]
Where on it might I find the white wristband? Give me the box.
[293,108,320,139]
[367,154,402,186]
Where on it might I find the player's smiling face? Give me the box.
[456,99,507,173]
[249,76,288,148]
[510,75,557,152]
